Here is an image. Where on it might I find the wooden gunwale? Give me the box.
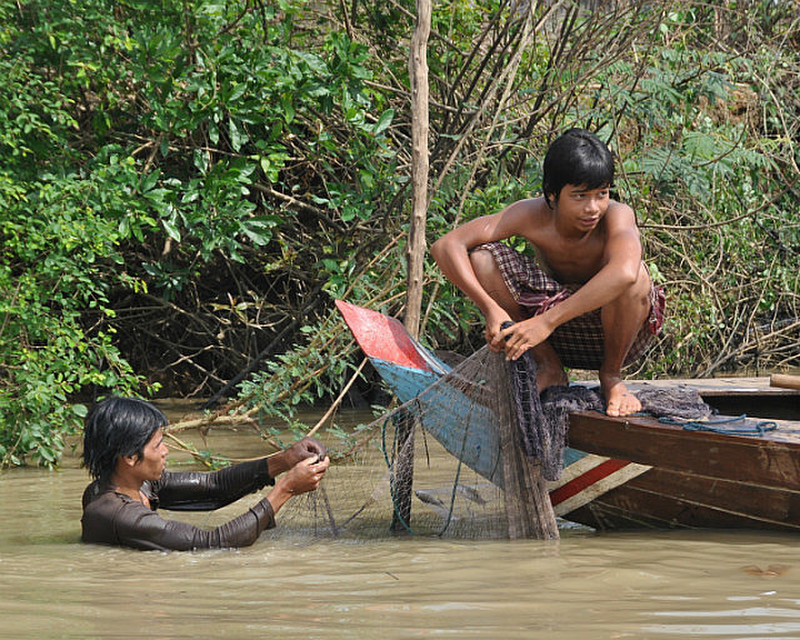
[567,411,800,490]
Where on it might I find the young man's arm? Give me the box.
[155,437,328,511]
[498,203,644,361]
[431,198,543,344]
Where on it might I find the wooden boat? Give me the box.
[336,300,800,532]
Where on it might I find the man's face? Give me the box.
[134,428,169,482]
[555,183,610,232]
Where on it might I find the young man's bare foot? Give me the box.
[599,373,641,417]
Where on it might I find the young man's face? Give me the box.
[555,184,610,232]
[134,428,169,482]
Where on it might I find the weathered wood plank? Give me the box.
[567,412,800,489]
[579,375,800,397]
[566,467,800,532]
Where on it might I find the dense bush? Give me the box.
[1,0,798,467]
[0,0,399,466]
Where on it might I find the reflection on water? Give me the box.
[2,405,800,639]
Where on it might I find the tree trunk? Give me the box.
[404,0,431,341]
[391,0,431,534]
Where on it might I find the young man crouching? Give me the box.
[431,128,665,416]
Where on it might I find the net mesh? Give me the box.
[274,346,564,540]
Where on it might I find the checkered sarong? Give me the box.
[476,242,666,370]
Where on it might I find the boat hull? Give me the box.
[564,412,800,531]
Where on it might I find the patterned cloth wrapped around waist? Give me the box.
[474,241,665,370]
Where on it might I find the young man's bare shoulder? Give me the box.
[490,197,550,244]
[501,196,550,225]
[509,195,549,212]
[604,200,637,224]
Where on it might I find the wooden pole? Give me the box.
[771,373,800,391]
[391,0,431,533]
[404,0,431,340]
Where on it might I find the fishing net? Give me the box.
[271,346,572,541]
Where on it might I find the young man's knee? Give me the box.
[468,247,497,279]
[602,285,650,338]
[469,248,521,314]
[615,267,651,307]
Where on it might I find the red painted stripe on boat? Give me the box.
[550,458,630,506]
[335,300,432,371]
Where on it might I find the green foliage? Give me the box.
[590,15,799,375]
[2,0,799,467]
[0,168,148,467]
[0,0,399,467]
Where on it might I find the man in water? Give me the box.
[81,396,330,550]
[431,128,664,416]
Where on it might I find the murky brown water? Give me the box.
[2,404,800,639]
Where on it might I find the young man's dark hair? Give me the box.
[82,396,168,483]
[542,128,615,207]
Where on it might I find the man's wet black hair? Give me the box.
[82,397,168,482]
[542,128,615,208]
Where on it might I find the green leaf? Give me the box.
[162,217,181,241]
[373,109,394,135]
[140,169,161,193]
[229,119,247,152]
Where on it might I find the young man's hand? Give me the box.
[282,455,330,495]
[483,307,514,352]
[269,437,328,477]
[267,454,331,514]
[285,437,327,467]
[493,315,555,361]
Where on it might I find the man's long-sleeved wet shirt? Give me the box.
[81,458,276,551]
